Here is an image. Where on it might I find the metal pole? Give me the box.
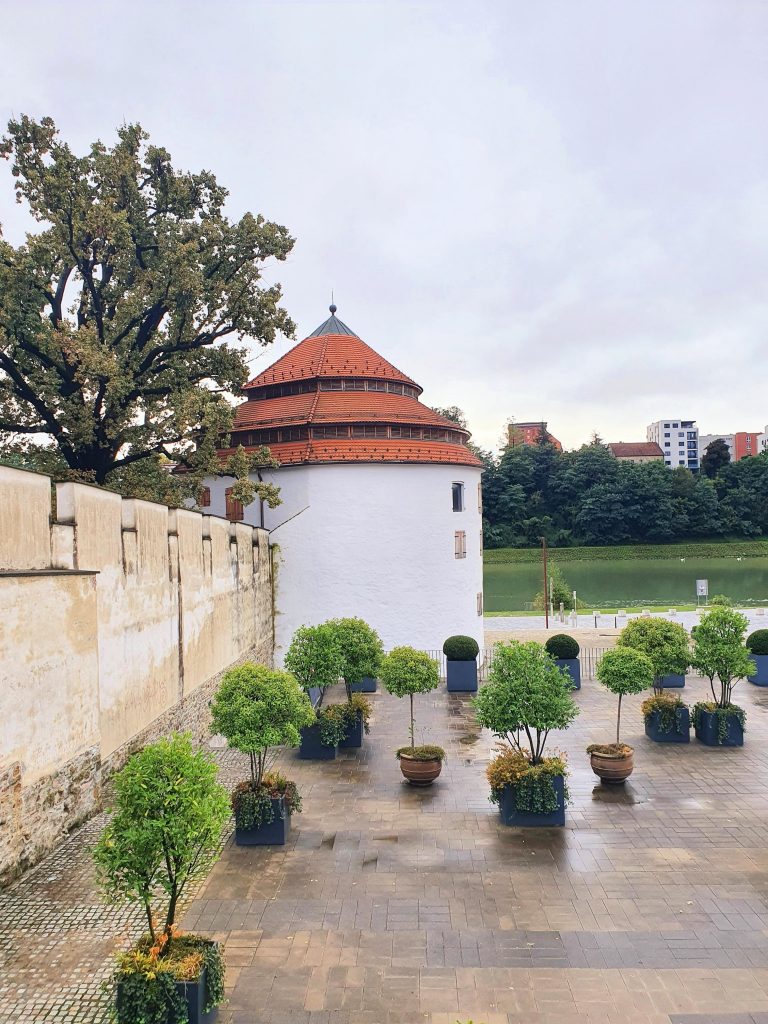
[540,536,549,629]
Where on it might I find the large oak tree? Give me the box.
[0,116,294,486]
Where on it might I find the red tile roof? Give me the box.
[220,438,482,468]
[246,333,419,390]
[608,442,665,458]
[233,391,460,429]
[222,312,481,468]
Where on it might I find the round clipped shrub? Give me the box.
[545,634,580,660]
[746,630,768,655]
[443,635,480,661]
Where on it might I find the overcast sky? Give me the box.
[1,0,766,453]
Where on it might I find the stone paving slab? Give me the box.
[4,673,768,1022]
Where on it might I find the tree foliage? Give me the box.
[691,606,754,706]
[326,617,384,697]
[701,439,731,479]
[618,618,690,692]
[473,641,579,763]
[380,646,439,750]
[93,734,229,948]
[595,647,654,744]
[210,663,314,787]
[283,624,344,707]
[482,440,768,548]
[0,116,294,487]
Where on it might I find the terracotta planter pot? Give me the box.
[589,747,634,784]
[398,754,443,785]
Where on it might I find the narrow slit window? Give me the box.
[452,481,464,512]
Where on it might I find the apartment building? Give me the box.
[646,419,699,470]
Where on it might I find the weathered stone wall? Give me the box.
[0,466,273,885]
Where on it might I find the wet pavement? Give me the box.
[5,673,768,1022]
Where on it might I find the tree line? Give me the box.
[481,439,768,548]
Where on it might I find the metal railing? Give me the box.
[422,645,612,682]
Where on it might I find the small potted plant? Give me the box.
[746,629,768,686]
[544,634,581,689]
[209,663,315,845]
[619,618,690,689]
[380,646,445,784]
[692,607,753,746]
[474,641,579,826]
[284,623,346,759]
[329,616,384,694]
[443,635,480,692]
[93,734,230,1024]
[588,647,654,783]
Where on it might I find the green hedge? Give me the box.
[484,540,768,564]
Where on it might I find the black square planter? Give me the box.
[338,709,364,748]
[644,707,690,743]
[660,674,685,688]
[350,676,377,693]
[446,660,478,692]
[695,708,744,747]
[748,654,768,686]
[497,775,565,827]
[117,967,217,1024]
[235,797,291,846]
[554,658,581,690]
[299,722,337,760]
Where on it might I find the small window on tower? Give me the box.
[452,482,464,512]
[477,482,483,513]
[198,486,211,508]
[454,530,466,559]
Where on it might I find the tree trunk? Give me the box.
[616,693,623,745]
[409,693,414,750]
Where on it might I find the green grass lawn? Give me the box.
[484,539,768,564]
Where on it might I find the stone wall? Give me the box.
[0,466,273,885]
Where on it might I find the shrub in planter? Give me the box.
[618,618,690,693]
[285,624,345,758]
[589,647,653,783]
[691,607,754,747]
[641,693,690,743]
[93,734,230,1024]
[544,634,581,689]
[443,635,480,692]
[746,629,768,686]
[327,617,384,695]
[380,647,444,784]
[473,641,579,826]
[336,693,373,749]
[210,663,314,845]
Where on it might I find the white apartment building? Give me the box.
[758,425,768,454]
[646,419,699,470]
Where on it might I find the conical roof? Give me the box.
[225,308,481,469]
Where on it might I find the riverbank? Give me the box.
[485,539,768,563]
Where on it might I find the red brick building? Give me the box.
[733,432,761,460]
[508,421,562,450]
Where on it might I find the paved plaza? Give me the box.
[5,673,768,1023]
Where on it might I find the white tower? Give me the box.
[205,307,484,659]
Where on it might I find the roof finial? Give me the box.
[329,290,337,315]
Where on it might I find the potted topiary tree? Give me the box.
[619,618,690,689]
[209,663,315,845]
[284,624,346,759]
[473,641,579,827]
[93,734,230,1024]
[544,634,581,689]
[380,646,445,784]
[326,617,382,747]
[618,618,692,743]
[746,629,768,686]
[443,635,480,692]
[691,607,754,746]
[329,616,384,694]
[588,647,654,783]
